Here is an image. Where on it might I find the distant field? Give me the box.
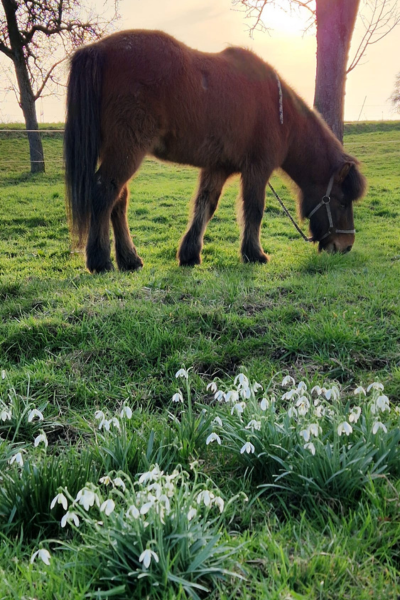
[0,122,399,599]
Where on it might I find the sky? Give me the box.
[1,0,399,123]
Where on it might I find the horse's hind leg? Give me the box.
[111,185,143,271]
[240,169,269,263]
[86,149,145,273]
[178,168,228,266]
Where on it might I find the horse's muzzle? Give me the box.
[319,233,355,254]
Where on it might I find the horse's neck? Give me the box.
[282,113,335,190]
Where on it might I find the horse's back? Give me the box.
[92,30,285,170]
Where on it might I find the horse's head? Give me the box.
[301,161,366,254]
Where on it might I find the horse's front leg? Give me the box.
[178,168,228,266]
[240,170,269,264]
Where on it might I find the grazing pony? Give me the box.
[64,30,366,273]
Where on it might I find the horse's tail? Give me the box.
[64,44,105,245]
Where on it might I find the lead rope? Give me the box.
[267,182,313,243]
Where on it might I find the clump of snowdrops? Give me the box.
[199,372,400,507]
[41,464,245,599]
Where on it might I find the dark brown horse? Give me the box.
[64,29,366,273]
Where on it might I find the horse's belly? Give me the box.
[151,131,239,170]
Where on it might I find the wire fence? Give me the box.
[1,127,400,171]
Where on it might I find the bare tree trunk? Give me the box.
[2,0,45,173]
[13,56,45,173]
[314,0,361,142]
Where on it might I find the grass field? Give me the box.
[0,122,399,599]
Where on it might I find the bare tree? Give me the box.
[234,0,400,141]
[0,0,119,173]
[390,72,400,112]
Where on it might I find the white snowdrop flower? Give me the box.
[308,423,321,437]
[139,549,159,569]
[126,504,140,519]
[240,441,255,454]
[95,410,105,421]
[9,452,24,467]
[30,548,51,566]
[324,408,335,418]
[234,373,249,388]
[98,418,110,431]
[299,428,311,442]
[120,405,132,419]
[376,395,390,413]
[245,420,261,432]
[175,368,188,379]
[252,382,263,393]
[395,406,400,415]
[172,392,184,403]
[296,396,310,416]
[76,488,100,511]
[187,507,197,521]
[297,381,307,392]
[337,421,353,436]
[314,405,324,418]
[212,416,223,427]
[239,386,251,400]
[113,477,126,490]
[100,499,115,516]
[304,442,316,455]
[349,406,361,423]
[50,493,68,511]
[0,409,12,421]
[147,482,162,498]
[140,500,155,515]
[206,432,221,445]
[354,386,366,396]
[99,475,113,486]
[231,402,246,416]
[213,496,224,513]
[27,409,44,422]
[207,382,218,393]
[225,390,239,403]
[1,370,5,380]
[288,406,298,418]
[311,385,323,397]
[282,375,295,388]
[260,398,269,411]
[282,389,298,401]
[34,432,48,448]
[214,390,226,402]
[110,417,120,431]
[325,386,340,401]
[139,466,162,484]
[197,490,214,507]
[372,421,387,434]
[367,382,384,393]
[61,511,79,528]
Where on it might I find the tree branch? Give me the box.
[33,55,67,100]
[0,38,13,58]
[347,0,400,73]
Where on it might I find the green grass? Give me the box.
[0,122,399,598]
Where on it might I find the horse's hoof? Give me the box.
[242,251,269,264]
[89,261,115,274]
[179,255,201,267]
[117,256,144,271]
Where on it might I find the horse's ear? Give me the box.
[339,160,367,201]
[337,161,354,184]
